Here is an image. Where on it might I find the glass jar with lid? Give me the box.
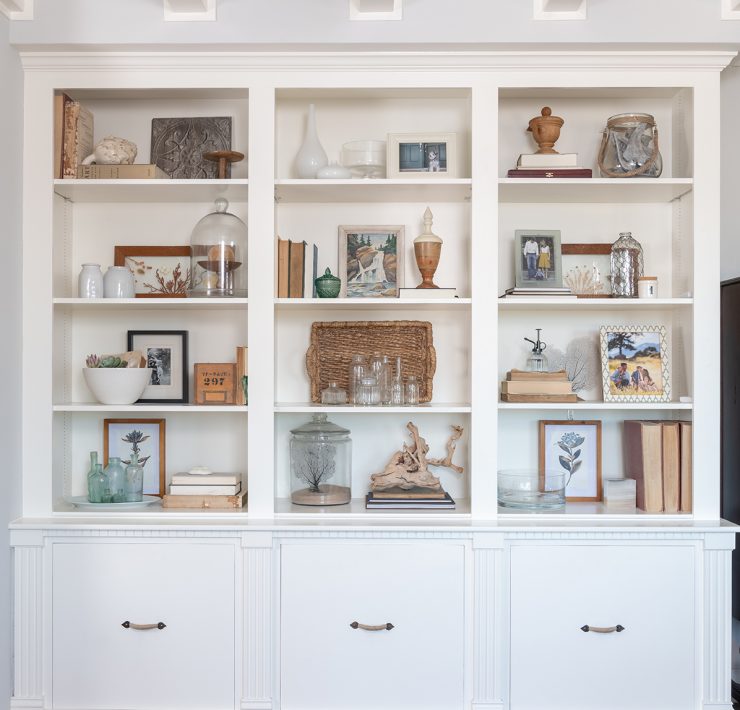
[188,198,247,297]
[290,414,351,506]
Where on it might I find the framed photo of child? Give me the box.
[600,325,671,403]
[514,229,563,289]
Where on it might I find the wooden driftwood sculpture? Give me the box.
[369,422,464,492]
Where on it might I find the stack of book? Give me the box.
[506,152,593,179]
[624,420,692,513]
[277,237,318,298]
[501,286,576,300]
[162,471,246,509]
[365,487,456,510]
[500,369,577,403]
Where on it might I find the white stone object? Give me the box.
[82,136,138,166]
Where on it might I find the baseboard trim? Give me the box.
[11,699,44,709]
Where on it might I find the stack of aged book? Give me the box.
[623,420,692,513]
[277,238,318,298]
[365,487,456,510]
[500,369,577,403]
[506,152,593,178]
[162,471,246,509]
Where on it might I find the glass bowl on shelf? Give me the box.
[497,469,566,510]
[341,140,386,178]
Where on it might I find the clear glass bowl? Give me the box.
[497,469,566,510]
[341,140,386,178]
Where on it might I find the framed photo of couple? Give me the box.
[600,325,671,403]
[514,229,562,288]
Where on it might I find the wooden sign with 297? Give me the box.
[194,363,237,405]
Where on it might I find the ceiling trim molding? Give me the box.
[163,0,216,22]
[349,0,402,21]
[0,0,33,21]
[533,0,587,21]
[721,0,740,19]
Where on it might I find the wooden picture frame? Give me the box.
[114,245,191,298]
[514,229,562,289]
[194,363,237,405]
[386,132,458,179]
[127,330,189,404]
[338,225,404,298]
[539,420,602,502]
[600,325,671,403]
[104,418,166,497]
[562,243,612,298]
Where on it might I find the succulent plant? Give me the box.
[85,354,126,368]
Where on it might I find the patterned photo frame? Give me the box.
[600,325,670,403]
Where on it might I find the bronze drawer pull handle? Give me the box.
[581,624,624,633]
[350,621,394,631]
[121,621,166,630]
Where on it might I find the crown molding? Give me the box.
[0,0,33,21]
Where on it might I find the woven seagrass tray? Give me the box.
[306,320,436,404]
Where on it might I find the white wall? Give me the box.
[9,0,740,47]
[0,12,23,710]
[722,59,740,282]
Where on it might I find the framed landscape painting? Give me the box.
[339,225,404,298]
[600,325,670,403]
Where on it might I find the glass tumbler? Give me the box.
[348,354,367,404]
[405,375,420,405]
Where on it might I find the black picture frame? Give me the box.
[127,330,189,404]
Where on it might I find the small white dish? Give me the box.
[316,162,352,179]
[66,495,160,510]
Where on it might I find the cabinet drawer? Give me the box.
[280,542,466,710]
[510,544,696,710]
[52,541,236,710]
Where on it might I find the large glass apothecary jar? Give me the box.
[290,414,351,506]
[188,198,247,297]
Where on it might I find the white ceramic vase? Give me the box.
[294,104,328,178]
[78,263,104,298]
[103,266,135,298]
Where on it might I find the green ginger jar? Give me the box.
[314,267,341,298]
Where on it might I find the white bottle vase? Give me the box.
[294,104,328,178]
[78,263,104,298]
[103,266,135,298]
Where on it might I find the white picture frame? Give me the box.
[386,132,457,179]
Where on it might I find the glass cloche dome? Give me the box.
[188,198,247,297]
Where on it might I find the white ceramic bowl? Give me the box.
[82,367,152,405]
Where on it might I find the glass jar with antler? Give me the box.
[188,198,248,297]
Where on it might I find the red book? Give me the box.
[506,168,593,178]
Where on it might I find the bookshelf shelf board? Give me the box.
[498,402,693,411]
[498,502,693,518]
[275,497,472,518]
[52,499,250,518]
[498,298,692,311]
[54,297,248,310]
[53,179,248,204]
[53,403,249,413]
[274,178,472,203]
[275,298,470,311]
[275,403,472,414]
[498,178,693,204]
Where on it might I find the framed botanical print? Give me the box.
[540,420,602,502]
[127,330,189,404]
[514,229,562,289]
[104,418,166,496]
[600,325,671,403]
[338,225,404,298]
[114,246,191,298]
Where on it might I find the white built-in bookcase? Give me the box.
[20,51,732,522]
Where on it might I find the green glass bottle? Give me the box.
[87,463,110,504]
[104,457,126,503]
[124,453,144,502]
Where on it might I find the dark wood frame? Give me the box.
[127,330,189,404]
[114,245,191,298]
[539,419,602,502]
[103,418,166,497]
